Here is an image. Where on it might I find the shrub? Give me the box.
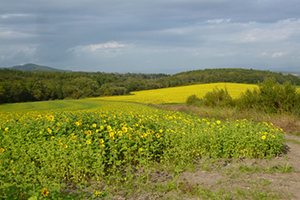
[238,78,300,114]
[186,94,201,105]
[201,87,233,107]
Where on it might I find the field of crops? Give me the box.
[97,83,258,104]
[0,92,286,199]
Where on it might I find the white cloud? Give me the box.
[260,52,286,58]
[207,19,231,24]
[88,42,125,51]
[67,41,127,57]
[0,30,34,39]
[236,18,300,43]
[271,52,285,58]
[0,13,32,19]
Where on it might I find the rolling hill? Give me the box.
[8,63,70,72]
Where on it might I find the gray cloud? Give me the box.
[1,0,300,73]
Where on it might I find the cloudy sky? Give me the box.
[1,0,300,74]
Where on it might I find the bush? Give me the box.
[238,78,300,114]
[201,87,233,107]
[186,94,201,105]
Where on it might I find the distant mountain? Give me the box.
[8,63,71,72]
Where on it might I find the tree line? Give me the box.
[1,68,299,104]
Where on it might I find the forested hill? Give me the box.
[173,68,300,85]
[0,68,299,104]
[8,63,70,72]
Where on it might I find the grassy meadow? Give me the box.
[0,83,295,199]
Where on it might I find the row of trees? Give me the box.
[1,68,300,104]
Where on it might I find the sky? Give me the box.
[1,0,300,74]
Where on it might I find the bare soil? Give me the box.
[105,104,300,199]
[106,133,300,200]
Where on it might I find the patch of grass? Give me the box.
[286,138,300,145]
[235,163,294,174]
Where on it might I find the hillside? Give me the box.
[9,63,70,72]
[173,68,300,85]
[1,67,300,104]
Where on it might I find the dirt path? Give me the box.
[174,134,300,200]
[115,134,300,200]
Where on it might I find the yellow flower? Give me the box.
[57,122,60,127]
[107,126,112,131]
[216,120,221,125]
[156,133,160,138]
[100,126,104,130]
[261,135,266,140]
[75,122,80,126]
[87,130,92,136]
[101,144,105,148]
[86,140,91,145]
[99,139,104,143]
[46,128,52,134]
[64,144,68,148]
[93,190,102,196]
[49,115,54,121]
[42,188,49,197]
[92,123,97,128]
[0,148,4,152]
[122,127,127,132]
[118,130,123,136]
[139,148,143,152]
[109,132,115,140]
[129,134,132,140]
[5,127,9,131]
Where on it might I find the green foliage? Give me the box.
[186,87,234,107]
[0,100,286,198]
[238,78,300,114]
[201,87,233,107]
[186,78,300,115]
[186,94,201,105]
[1,67,300,104]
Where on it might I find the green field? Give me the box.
[0,92,288,199]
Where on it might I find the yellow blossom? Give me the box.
[42,188,49,197]
[122,127,127,132]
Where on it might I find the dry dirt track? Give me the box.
[109,134,300,200]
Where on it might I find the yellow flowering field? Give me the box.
[0,100,285,199]
[97,83,258,104]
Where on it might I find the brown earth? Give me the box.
[106,133,300,200]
